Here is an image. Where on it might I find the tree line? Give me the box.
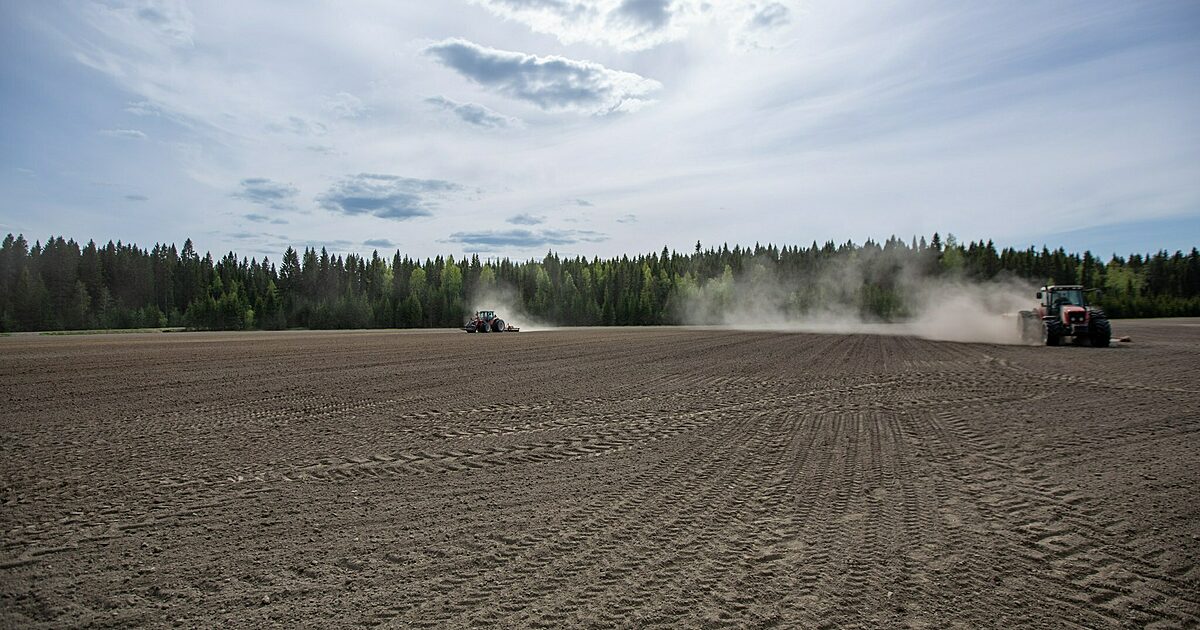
[0,232,1197,332]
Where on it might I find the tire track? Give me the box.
[3,326,1197,628]
[935,408,1199,626]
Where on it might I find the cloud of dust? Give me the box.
[678,252,1038,345]
[468,284,556,331]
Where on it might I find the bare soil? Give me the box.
[2,320,1198,628]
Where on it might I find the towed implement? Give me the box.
[464,309,520,333]
[1019,285,1110,347]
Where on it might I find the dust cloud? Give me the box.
[679,257,1037,345]
[468,285,555,332]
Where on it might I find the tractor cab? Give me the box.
[476,310,496,321]
[1037,286,1087,315]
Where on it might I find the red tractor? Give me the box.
[1019,285,1110,347]
[463,310,519,333]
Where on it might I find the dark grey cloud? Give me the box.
[574,198,593,206]
[99,128,146,139]
[448,228,607,248]
[364,238,397,249]
[506,213,545,225]
[233,178,299,209]
[424,39,661,114]
[317,173,462,220]
[426,96,519,128]
[616,213,638,223]
[125,194,149,202]
[245,213,288,225]
[614,0,671,28]
[749,2,790,29]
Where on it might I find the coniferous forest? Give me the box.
[0,232,1197,332]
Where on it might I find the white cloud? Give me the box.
[124,100,163,116]
[748,2,790,30]
[467,0,798,51]
[323,92,367,119]
[99,128,147,139]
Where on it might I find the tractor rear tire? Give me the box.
[1090,313,1111,347]
[478,322,489,333]
[1042,319,1063,346]
[492,318,505,333]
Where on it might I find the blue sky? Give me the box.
[1,0,1197,260]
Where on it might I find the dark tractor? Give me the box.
[463,310,519,333]
[1019,285,1110,347]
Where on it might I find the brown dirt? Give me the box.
[2,320,1198,628]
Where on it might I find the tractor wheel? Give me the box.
[492,318,505,333]
[478,321,489,333]
[1042,319,1063,346]
[1090,313,1111,348]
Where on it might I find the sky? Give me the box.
[1,0,1197,261]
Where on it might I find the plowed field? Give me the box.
[2,320,1199,628]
